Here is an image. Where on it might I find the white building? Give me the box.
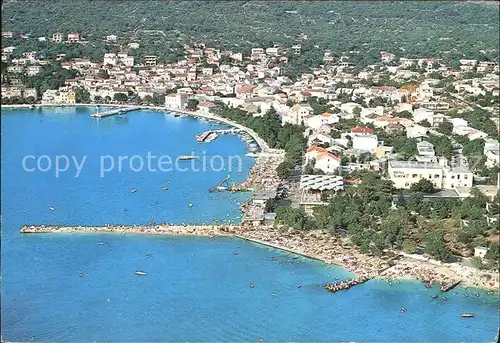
[165,93,188,110]
[484,139,500,168]
[416,141,436,162]
[308,133,334,147]
[406,125,428,139]
[388,159,473,190]
[282,103,314,125]
[23,88,38,100]
[25,65,42,76]
[41,89,76,104]
[106,35,117,42]
[305,145,341,174]
[144,55,157,67]
[352,135,378,154]
[412,108,444,127]
[305,112,339,129]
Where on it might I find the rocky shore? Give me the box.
[21,223,499,290]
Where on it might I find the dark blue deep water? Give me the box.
[1,107,499,342]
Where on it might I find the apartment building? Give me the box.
[388,159,473,190]
[164,92,188,110]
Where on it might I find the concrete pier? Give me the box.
[195,129,244,143]
[90,107,141,118]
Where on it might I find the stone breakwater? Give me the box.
[20,224,499,290]
[20,224,239,236]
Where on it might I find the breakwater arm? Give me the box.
[20,224,238,236]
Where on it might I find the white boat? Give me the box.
[178,155,197,160]
[245,152,259,158]
[460,313,475,318]
[135,271,147,276]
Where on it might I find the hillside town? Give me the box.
[2,33,499,269]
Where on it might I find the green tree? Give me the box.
[97,69,110,79]
[425,230,452,262]
[276,206,310,230]
[394,110,412,119]
[436,121,453,136]
[470,256,484,269]
[75,87,90,103]
[408,192,430,216]
[186,98,199,110]
[113,93,128,102]
[402,239,418,254]
[484,243,499,264]
[410,179,435,194]
[276,161,295,179]
[420,119,431,127]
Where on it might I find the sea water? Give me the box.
[1,107,499,342]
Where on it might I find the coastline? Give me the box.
[20,224,500,290]
[8,104,499,291]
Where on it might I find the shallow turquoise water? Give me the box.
[1,107,499,342]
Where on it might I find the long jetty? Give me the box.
[90,107,141,118]
[20,224,238,236]
[196,129,244,143]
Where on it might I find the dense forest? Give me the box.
[2,1,499,68]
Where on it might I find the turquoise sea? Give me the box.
[1,107,499,342]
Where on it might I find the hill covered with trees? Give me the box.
[2,0,499,67]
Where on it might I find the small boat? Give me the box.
[79,273,84,278]
[401,307,407,313]
[249,283,255,288]
[245,152,259,158]
[97,241,106,245]
[232,251,239,255]
[431,295,438,299]
[145,253,153,258]
[131,188,137,193]
[48,206,55,211]
[178,155,197,160]
[173,113,180,118]
[188,203,193,207]
[460,313,475,318]
[162,187,169,191]
[135,271,147,276]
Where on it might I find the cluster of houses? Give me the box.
[1,40,499,198]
